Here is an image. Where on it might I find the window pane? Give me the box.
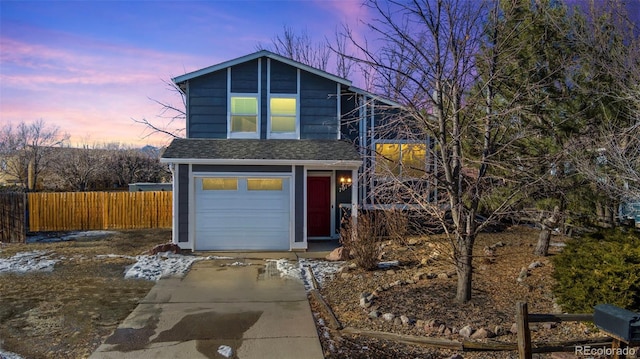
[231,97,257,114]
[270,98,296,115]
[231,116,257,132]
[247,178,283,191]
[202,178,238,190]
[271,116,296,132]
[402,144,426,178]
[375,144,400,176]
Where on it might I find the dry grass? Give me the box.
[0,229,170,358]
[317,226,602,359]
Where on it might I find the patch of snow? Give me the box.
[96,254,136,260]
[27,230,116,244]
[217,345,233,358]
[267,258,343,291]
[227,261,251,266]
[300,259,343,288]
[0,349,24,359]
[206,255,235,260]
[0,250,59,273]
[123,252,205,281]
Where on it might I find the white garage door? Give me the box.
[195,176,291,250]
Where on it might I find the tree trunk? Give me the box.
[534,229,551,256]
[535,206,560,257]
[455,235,474,303]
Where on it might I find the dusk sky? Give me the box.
[0,0,369,147]
[2,1,638,148]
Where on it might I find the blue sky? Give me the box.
[1,1,638,147]
[0,0,368,146]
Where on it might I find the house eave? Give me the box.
[160,157,362,169]
[172,50,352,87]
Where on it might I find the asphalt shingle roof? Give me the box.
[161,139,361,162]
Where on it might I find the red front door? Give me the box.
[307,176,331,237]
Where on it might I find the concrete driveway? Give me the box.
[90,253,324,359]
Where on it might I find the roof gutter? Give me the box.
[159,157,362,168]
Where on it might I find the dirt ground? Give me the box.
[312,226,631,359]
[0,229,168,359]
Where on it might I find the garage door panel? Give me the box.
[195,176,291,250]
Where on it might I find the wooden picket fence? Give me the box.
[28,191,172,232]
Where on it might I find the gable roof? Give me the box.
[160,138,361,167]
[172,50,352,87]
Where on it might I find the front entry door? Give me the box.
[307,176,331,237]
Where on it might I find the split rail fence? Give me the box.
[0,191,172,242]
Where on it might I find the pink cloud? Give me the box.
[0,34,201,147]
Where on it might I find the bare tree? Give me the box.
[258,25,331,71]
[132,79,186,142]
[337,0,536,303]
[48,144,109,191]
[0,119,68,190]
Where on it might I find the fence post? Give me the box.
[516,301,532,359]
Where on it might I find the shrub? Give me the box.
[340,212,384,270]
[552,228,640,313]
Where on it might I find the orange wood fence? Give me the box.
[28,191,172,231]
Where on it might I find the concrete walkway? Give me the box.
[90,254,325,359]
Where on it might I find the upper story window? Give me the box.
[375,143,427,178]
[229,95,259,138]
[269,95,298,139]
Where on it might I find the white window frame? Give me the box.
[228,93,260,139]
[268,94,300,139]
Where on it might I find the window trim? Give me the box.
[374,140,428,178]
[228,93,260,138]
[268,94,300,139]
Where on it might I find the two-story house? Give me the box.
[161,50,431,251]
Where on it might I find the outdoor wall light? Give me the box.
[339,176,352,192]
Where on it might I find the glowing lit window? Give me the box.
[202,178,238,190]
[270,97,296,133]
[375,143,426,178]
[230,96,258,133]
[247,178,283,191]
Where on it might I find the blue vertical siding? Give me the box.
[300,71,338,139]
[188,71,227,138]
[230,59,259,93]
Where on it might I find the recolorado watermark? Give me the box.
[575,345,637,357]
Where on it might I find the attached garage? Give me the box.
[194,176,291,250]
[161,139,361,251]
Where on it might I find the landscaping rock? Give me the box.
[359,297,371,308]
[382,313,395,322]
[528,261,543,270]
[408,238,420,246]
[510,323,518,334]
[517,267,529,282]
[368,310,380,319]
[470,327,495,339]
[448,354,464,359]
[378,260,399,269]
[459,325,474,338]
[394,317,402,326]
[542,322,557,330]
[400,315,410,326]
[326,247,348,261]
[416,319,425,330]
[438,272,449,279]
